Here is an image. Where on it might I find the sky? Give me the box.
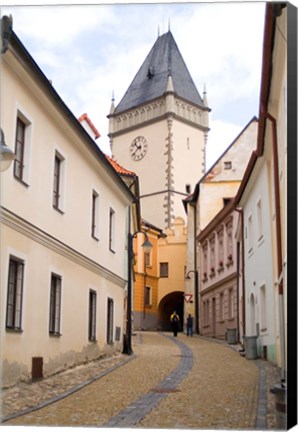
[1,1,267,170]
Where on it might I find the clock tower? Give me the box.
[109,30,210,229]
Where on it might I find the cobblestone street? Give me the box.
[1,331,281,429]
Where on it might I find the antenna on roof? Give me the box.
[168,19,171,32]
[157,25,160,37]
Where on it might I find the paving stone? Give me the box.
[1,331,282,429]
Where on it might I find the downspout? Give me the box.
[236,241,240,342]
[235,207,246,338]
[263,112,286,382]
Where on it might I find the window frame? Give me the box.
[145,286,152,306]
[49,273,62,336]
[91,190,99,240]
[160,262,169,278]
[14,117,26,181]
[6,256,24,331]
[88,289,97,341]
[109,207,116,252]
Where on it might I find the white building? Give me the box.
[1,21,136,387]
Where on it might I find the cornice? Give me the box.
[109,97,209,138]
[200,272,237,294]
[1,207,126,288]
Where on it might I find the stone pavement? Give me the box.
[1,331,281,429]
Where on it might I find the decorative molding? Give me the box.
[109,96,209,138]
[1,207,126,288]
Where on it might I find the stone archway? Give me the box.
[158,291,184,331]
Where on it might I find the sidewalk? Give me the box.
[1,331,281,429]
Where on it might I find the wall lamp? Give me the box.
[0,128,15,172]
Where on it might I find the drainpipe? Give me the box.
[235,207,246,339]
[263,112,286,382]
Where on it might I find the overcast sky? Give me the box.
[2,1,267,169]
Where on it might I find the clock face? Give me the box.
[130,136,148,161]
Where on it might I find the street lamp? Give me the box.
[0,128,15,172]
[186,269,199,334]
[123,230,153,355]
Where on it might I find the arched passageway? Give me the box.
[158,291,184,331]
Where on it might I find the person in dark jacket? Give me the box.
[170,311,180,337]
[186,314,193,337]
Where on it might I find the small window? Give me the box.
[257,199,263,241]
[89,290,97,341]
[185,184,191,194]
[91,190,99,240]
[160,262,169,278]
[107,298,114,344]
[248,214,253,253]
[145,286,152,306]
[224,161,232,170]
[49,274,62,335]
[223,198,232,206]
[53,151,65,212]
[6,257,24,330]
[109,208,115,252]
[14,118,26,181]
[228,288,234,319]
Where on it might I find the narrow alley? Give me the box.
[1,331,280,430]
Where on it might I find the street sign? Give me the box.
[184,294,193,303]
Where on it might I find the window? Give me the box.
[89,290,97,341]
[260,285,267,331]
[217,228,224,268]
[209,236,215,273]
[223,198,232,206]
[257,199,263,241]
[145,286,152,306]
[202,242,208,279]
[6,257,24,330]
[49,274,62,335]
[107,298,114,344]
[219,292,224,321]
[228,288,234,319]
[91,190,99,239]
[248,214,253,253]
[226,219,233,261]
[185,184,191,194]
[109,208,115,252]
[14,118,25,181]
[53,152,65,212]
[145,251,151,267]
[224,161,232,170]
[160,262,169,278]
[13,113,32,184]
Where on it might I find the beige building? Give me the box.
[183,117,258,334]
[1,22,137,387]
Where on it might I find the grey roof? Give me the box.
[115,31,204,113]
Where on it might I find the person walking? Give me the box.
[186,314,193,337]
[170,311,180,337]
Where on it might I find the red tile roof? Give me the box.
[105,154,136,176]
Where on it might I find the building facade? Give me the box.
[183,118,258,334]
[109,30,210,230]
[1,24,136,387]
[197,203,239,340]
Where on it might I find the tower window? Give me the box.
[224,161,232,170]
[186,184,191,194]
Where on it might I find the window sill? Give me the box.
[109,248,116,254]
[14,176,30,188]
[92,235,99,242]
[49,332,62,337]
[53,206,64,215]
[6,327,23,333]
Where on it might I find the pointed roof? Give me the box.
[114,31,204,114]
